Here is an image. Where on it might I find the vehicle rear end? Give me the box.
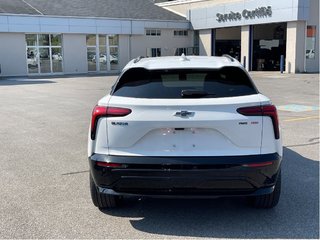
[88,56,282,208]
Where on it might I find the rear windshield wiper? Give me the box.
[181,89,216,98]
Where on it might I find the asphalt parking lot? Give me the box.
[0,72,319,239]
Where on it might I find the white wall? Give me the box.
[241,25,250,70]
[286,21,306,73]
[119,35,130,69]
[199,29,212,55]
[130,29,194,58]
[0,33,27,77]
[63,34,88,74]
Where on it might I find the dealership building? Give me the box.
[158,0,319,73]
[0,0,193,77]
[0,0,318,77]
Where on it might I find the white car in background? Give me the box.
[27,57,38,68]
[52,53,63,61]
[92,54,118,64]
[88,55,282,209]
[306,49,315,59]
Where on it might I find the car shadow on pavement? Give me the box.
[101,147,319,239]
[0,79,55,86]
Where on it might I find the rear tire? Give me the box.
[90,173,119,209]
[249,170,281,209]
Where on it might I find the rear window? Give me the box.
[112,67,258,99]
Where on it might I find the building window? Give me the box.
[146,48,161,57]
[175,47,197,56]
[175,48,187,56]
[87,34,119,72]
[306,26,316,59]
[26,34,63,74]
[174,30,188,36]
[146,29,161,36]
[86,35,97,72]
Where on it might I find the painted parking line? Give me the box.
[278,104,319,112]
[283,116,319,122]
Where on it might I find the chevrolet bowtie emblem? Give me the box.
[174,111,195,117]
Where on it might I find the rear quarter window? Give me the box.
[112,67,258,99]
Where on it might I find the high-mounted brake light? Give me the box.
[237,105,280,139]
[90,106,131,140]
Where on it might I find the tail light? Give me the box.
[96,161,125,168]
[91,106,131,140]
[242,161,273,168]
[237,105,280,139]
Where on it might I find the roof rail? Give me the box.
[222,54,235,62]
[133,56,145,63]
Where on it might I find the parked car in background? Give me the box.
[27,51,38,68]
[52,53,63,61]
[306,49,315,59]
[92,54,118,64]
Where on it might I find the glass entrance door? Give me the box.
[39,48,51,74]
[25,34,63,74]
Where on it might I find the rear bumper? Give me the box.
[89,153,282,197]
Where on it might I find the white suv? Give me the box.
[88,55,282,209]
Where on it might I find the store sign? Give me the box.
[216,6,272,22]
